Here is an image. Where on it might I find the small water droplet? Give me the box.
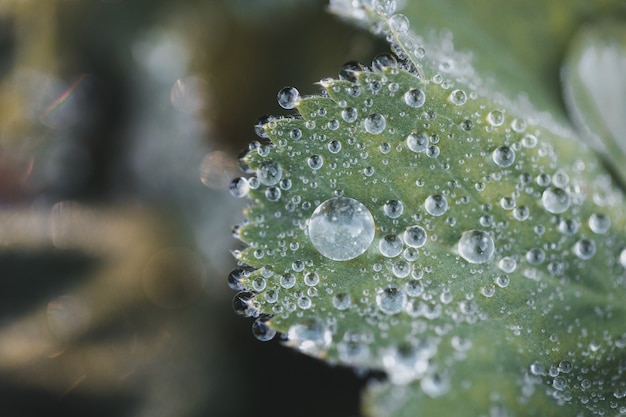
[308,154,324,170]
[487,110,504,126]
[277,86,300,109]
[364,113,386,134]
[458,230,495,264]
[341,107,358,123]
[526,248,545,265]
[265,186,281,201]
[541,187,570,214]
[574,239,596,260]
[521,133,537,148]
[588,213,610,234]
[308,197,375,261]
[332,293,351,310]
[372,53,398,70]
[389,13,409,33]
[405,279,424,297]
[552,376,567,391]
[286,319,332,357]
[492,146,515,167]
[379,234,403,258]
[383,199,404,218]
[558,219,579,235]
[280,273,296,289]
[252,317,276,341]
[449,89,467,105]
[529,361,545,376]
[406,131,428,152]
[328,140,342,154]
[425,194,448,216]
[229,177,250,198]
[403,225,427,248]
[257,160,282,186]
[404,88,426,108]
[498,257,517,273]
[376,287,407,315]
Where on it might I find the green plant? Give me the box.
[229,1,626,415]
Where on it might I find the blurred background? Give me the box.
[0,1,387,416]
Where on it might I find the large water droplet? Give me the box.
[229,177,250,198]
[404,88,426,108]
[308,197,375,261]
[252,317,276,341]
[364,113,386,134]
[286,319,332,357]
[277,86,300,109]
[487,110,504,126]
[541,187,570,214]
[458,230,495,264]
[425,194,448,216]
[376,287,407,315]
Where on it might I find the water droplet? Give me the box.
[297,296,312,309]
[521,133,537,148]
[541,187,570,214]
[328,140,342,154]
[498,257,516,273]
[252,317,276,341]
[421,372,450,397]
[558,360,573,373]
[308,197,375,261]
[526,248,545,265]
[588,213,610,234]
[458,230,495,264]
[290,128,302,140]
[487,110,504,126]
[339,61,364,82]
[404,88,426,108]
[304,271,320,286]
[425,194,448,216]
[405,279,424,297]
[286,319,332,357]
[558,219,579,235]
[449,89,467,105]
[406,131,428,153]
[391,261,409,278]
[379,234,403,258]
[277,86,300,109]
[332,293,351,310]
[232,291,258,317]
[496,275,510,288]
[308,154,324,170]
[512,205,529,221]
[372,53,398,70]
[341,107,358,123]
[280,273,296,289]
[229,177,250,198]
[492,146,515,167]
[376,287,407,315]
[257,160,283,186]
[364,113,386,134]
[252,277,267,292]
[552,376,567,391]
[389,13,409,33]
[383,199,404,218]
[574,239,596,260]
[529,361,545,376]
[265,186,281,201]
[403,225,427,248]
[620,249,626,268]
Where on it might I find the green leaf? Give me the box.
[230,2,626,416]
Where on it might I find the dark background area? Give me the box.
[0,1,387,416]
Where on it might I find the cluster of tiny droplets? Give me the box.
[227,5,626,413]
